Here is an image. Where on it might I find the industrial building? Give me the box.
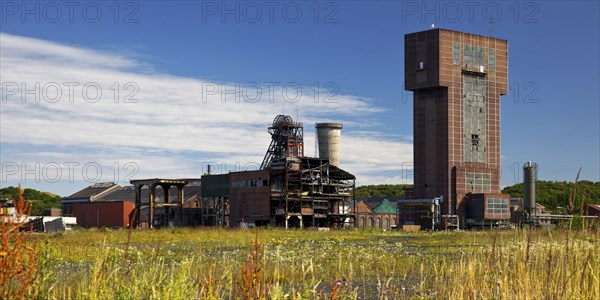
[73,201,135,228]
[404,28,510,228]
[201,115,356,228]
[61,182,121,217]
[61,116,356,230]
[62,180,204,228]
[354,198,399,230]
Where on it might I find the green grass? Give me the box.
[29,227,600,299]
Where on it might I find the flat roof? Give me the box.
[405,28,508,42]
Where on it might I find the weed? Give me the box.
[0,185,38,299]
[236,232,272,299]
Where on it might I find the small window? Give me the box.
[489,48,496,71]
[453,43,461,65]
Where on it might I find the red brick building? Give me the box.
[229,170,271,227]
[355,198,398,230]
[73,201,135,228]
[405,28,510,225]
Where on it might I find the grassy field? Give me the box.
[15,227,600,299]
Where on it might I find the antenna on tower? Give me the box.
[488,20,495,37]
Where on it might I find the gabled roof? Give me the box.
[63,181,202,204]
[63,182,121,201]
[373,199,397,214]
[97,186,136,201]
[356,197,400,214]
[98,184,202,203]
[585,204,600,214]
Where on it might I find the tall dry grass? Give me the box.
[26,226,600,299]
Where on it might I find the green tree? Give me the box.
[0,186,62,216]
[354,184,412,198]
[501,180,600,214]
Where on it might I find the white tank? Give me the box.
[315,123,343,167]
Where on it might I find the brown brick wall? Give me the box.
[405,28,508,219]
[229,170,271,227]
[73,201,135,228]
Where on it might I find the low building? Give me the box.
[510,198,548,225]
[73,201,135,228]
[44,207,62,216]
[61,182,121,216]
[202,159,356,229]
[355,198,399,230]
[230,170,271,227]
[584,204,600,216]
[465,193,511,227]
[108,180,203,227]
[63,179,203,228]
[397,198,443,230]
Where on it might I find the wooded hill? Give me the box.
[0,186,62,216]
[354,184,411,198]
[501,180,600,213]
[355,181,600,214]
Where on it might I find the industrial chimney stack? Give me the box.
[315,123,343,167]
[523,161,537,217]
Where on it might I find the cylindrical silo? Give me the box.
[523,161,537,215]
[315,123,343,167]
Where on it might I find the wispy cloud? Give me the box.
[0,32,412,195]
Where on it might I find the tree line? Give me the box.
[0,186,62,216]
[355,181,600,214]
[501,180,600,213]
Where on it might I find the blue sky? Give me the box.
[1,1,599,196]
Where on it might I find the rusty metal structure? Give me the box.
[261,115,355,228]
[124,115,355,229]
[199,115,355,228]
[131,178,188,228]
[260,115,304,169]
[269,156,355,228]
[200,174,230,227]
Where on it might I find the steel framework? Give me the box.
[260,115,304,170]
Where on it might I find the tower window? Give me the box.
[489,48,496,71]
[464,44,485,70]
[466,172,491,191]
[453,43,461,65]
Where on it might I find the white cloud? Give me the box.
[0,32,413,194]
